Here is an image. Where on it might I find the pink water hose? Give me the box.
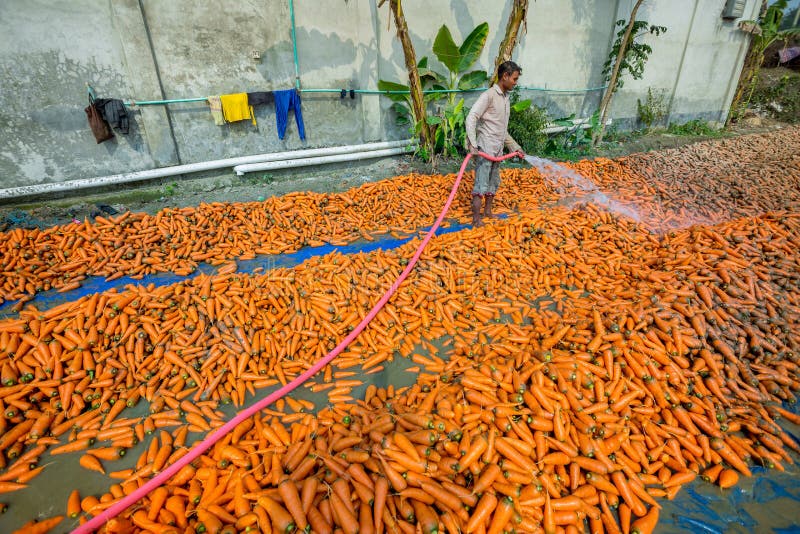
[73,150,521,533]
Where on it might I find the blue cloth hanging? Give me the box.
[274,89,306,140]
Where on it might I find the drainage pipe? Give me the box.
[233,146,414,176]
[0,140,414,201]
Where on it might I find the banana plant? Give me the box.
[729,0,800,123]
[380,22,490,158]
[378,57,446,127]
[379,22,490,120]
[430,23,490,105]
[427,98,467,157]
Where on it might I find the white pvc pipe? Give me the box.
[234,146,414,175]
[0,140,414,201]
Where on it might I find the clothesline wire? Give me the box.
[85,85,608,108]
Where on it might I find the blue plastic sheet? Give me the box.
[653,420,800,533]
[657,460,800,533]
[0,217,479,319]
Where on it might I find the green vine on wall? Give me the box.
[602,20,666,92]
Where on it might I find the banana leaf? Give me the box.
[457,22,489,73]
[433,25,461,74]
[378,80,411,103]
[457,70,488,90]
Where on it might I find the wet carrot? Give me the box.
[373,475,389,532]
[77,454,106,475]
[11,515,64,534]
[710,438,752,477]
[487,496,515,534]
[329,489,359,534]
[631,505,659,534]
[258,495,295,534]
[466,492,498,533]
[278,478,308,531]
[718,469,739,489]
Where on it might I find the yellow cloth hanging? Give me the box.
[220,93,256,125]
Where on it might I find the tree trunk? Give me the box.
[727,50,761,124]
[726,0,768,125]
[491,0,530,85]
[592,0,645,148]
[385,0,432,152]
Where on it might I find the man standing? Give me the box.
[466,61,525,227]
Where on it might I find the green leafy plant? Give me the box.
[667,119,722,136]
[750,72,800,124]
[636,87,667,129]
[380,22,490,160]
[428,99,467,157]
[426,23,490,158]
[593,2,666,147]
[602,20,667,91]
[541,111,601,160]
[429,23,490,104]
[508,87,549,155]
[377,78,415,127]
[729,0,800,122]
[163,182,178,197]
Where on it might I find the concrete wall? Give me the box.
[0,0,757,189]
[0,1,158,186]
[608,0,761,127]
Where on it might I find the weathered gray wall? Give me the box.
[0,0,757,188]
[0,1,156,185]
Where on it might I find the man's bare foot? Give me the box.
[473,217,484,227]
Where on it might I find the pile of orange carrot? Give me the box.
[0,127,798,532]
[580,126,800,232]
[2,126,796,307]
[0,198,797,533]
